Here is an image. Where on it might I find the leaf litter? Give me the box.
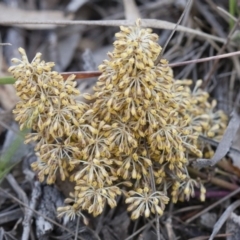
[1,0,240,239]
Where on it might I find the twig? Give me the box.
[188,167,239,191]
[0,187,84,240]
[185,187,240,223]
[95,204,107,234]
[124,219,155,240]
[132,218,140,238]
[169,50,240,67]
[203,17,240,88]
[0,19,227,44]
[146,134,160,240]
[175,42,209,80]
[3,49,240,84]
[61,71,101,79]
[172,205,203,215]
[149,165,160,240]
[74,216,80,240]
[6,173,29,206]
[0,43,11,46]
[156,0,192,61]
[21,181,41,240]
[59,50,240,80]
[188,233,232,240]
[0,208,23,225]
[6,174,31,240]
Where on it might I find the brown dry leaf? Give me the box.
[228,126,240,169]
[194,111,240,168]
[0,3,73,29]
[210,111,240,165]
[226,212,240,240]
[0,85,19,110]
[209,200,240,240]
[217,159,240,178]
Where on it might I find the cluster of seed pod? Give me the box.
[9,48,92,184]
[175,79,228,158]
[10,20,227,220]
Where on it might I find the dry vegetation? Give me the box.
[1,0,240,240]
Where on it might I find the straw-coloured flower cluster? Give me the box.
[10,20,227,220]
[9,48,91,184]
[176,79,228,158]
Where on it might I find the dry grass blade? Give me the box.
[2,44,240,83]
[60,50,240,80]
[169,51,240,67]
[66,0,88,13]
[123,0,140,21]
[6,174,28,206]
[21,181,41,240]
[188,233,232,240]
[203,17,240,87]
[193,110,240,168]
[226,212,240,240]
[0,187,85,240]
[0,19,227,43]
[217,6,238,22]
[209,200,240,240]
[150,165,160,240]
[0,208,23,225]
[186,187,240,223]
[0,128,29,183]
[188,167,238,191]
[157,0,192,60]
[124,219,155,240]
[0,2,73,29]
[198,135,240,158]
[75,216,80,240]
[0,43,11,46]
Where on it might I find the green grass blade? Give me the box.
[0,76,15,84]
[229,0,237,30]
[0,128,29,182]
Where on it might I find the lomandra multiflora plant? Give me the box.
[9,20,227,220]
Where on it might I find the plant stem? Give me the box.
[188,167,239,191]
[149,165,160,240]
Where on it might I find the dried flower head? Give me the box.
[10,20,228,221]
[176,79,228,159]
[9,48,91,184]
[126,187,169,219]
